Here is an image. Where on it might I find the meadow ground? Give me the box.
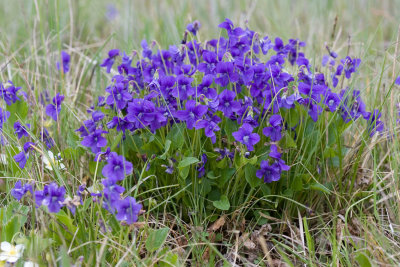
[1,0,400,266]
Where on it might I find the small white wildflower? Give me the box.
[0,241,24,263]
[43,151,66,171]
[0,154,7,165]
[24,261,39,267]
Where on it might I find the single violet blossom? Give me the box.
[57,51,70,73]
[45,93,64,121]
[115,196,142,224]
[35,182,66,213]
[100,49,120,73]
[175,100,208,129]
[232,123,260,151]
[14,121,30,139]
[102,152,133,182]
[11,180,33,200]
[81,128,108,154]
[263,115,283,141]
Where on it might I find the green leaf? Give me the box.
[241,155,258,165]
[125,134,144,153]
[146,227,170,252]
[219,168,235,187]
[205,151,218,158]
[6,100,29,123]
[63,147,84,160]
[179,166,190,179]
[309,183,331,194]
[245,164,261,188]
[213,195,230,210]
[89,161,99,175]
[216,157,228,169]
[280,134,297,148]
[159,252,180,267]
[323,147,337,158]
[66,130,80,148]
[159,140,171,160]
[355,252,372,267]
[192,71,204,85]
[224,119,238,142]
[199,178,213,195]
[110,132,123,150]
[178,157,199,169]
[0,201,29,241]
[55,211,77,234]
[2,216,20,242]
[287,106,300,128]
[207,171,219,180]
[167,124,185,150]
[291,177,303,191]
[60,246,72,267]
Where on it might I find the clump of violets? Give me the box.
[99,152,142,224]
[6,18,385,224]
[85,18,384,191]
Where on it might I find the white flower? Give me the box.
[0,154,7,165]
[0,241,24,263]
[24,261,39,267]
[43,151,66,171]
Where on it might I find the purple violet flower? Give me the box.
[45,93,64,121]
[35,182,66,213]
[324,92,341,112]
[102,179,125,213]
[115,196,142,224]
[57,51,70,73]
[218,89,241,117]
[0,108,10,128]
[366,109,384,137]
[0,81,21,105]
[14,121,30,139]
[100,49,120,73]
[263,115,283,141]
[256,161,281,183]
[215,62,239,87]
[232,123,260,151]
[395,76,400,86]
[105,76,132,110]
[186,20,201,36]
[81,128,108,154]
[14,142,35,169]
[175,100,208,129]
[195,116,221,143]
[11,180,33,200]
[95,147,111,162]
[101,152,133,182]
[341,56,361,79]
[197,153,207,178]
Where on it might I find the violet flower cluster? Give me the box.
[74,18,384,186]
[10,151,141,224]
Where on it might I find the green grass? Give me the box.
[1,0,400,266]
